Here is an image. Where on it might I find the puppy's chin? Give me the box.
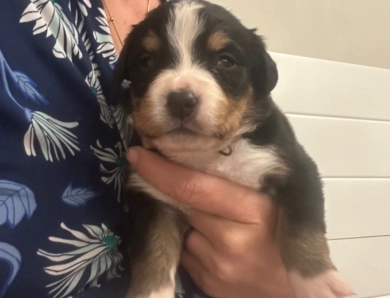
[141,130,228,155]
[139,123,255,157]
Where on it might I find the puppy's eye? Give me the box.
[139,54,154,71]
[216,55,236,69]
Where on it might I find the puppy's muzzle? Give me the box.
[167,90,198,119]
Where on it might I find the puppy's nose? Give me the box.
[167,91,198,119]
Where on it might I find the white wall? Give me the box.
[212,0,390,70]
[271,53,390,298]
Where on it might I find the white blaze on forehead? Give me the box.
[167,1,204,69]
[141,0,229,143]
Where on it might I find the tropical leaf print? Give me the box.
[61,184,99,207]
[37,223,123,298]
[0,180,37,228]
[12,71,49,105]
[70,0,110,130]
[93,8,117,64]
[0,50,80,162]
[0,50,48,108]
[111,105,132,146]
[175,273,185,296]
[74,0,91,17]
[91,141,125,201]
[24,111,80,162]
[0,242,22,298]
[82,31,96,66]
[69,0,87,34]
[20,0,83,61]
[68,0,95,63]
[85,70,114,128]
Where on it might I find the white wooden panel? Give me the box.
[324,179,390,239]
[329,237,390,298]
[287,115,390,177]
[271,53,390,121]
[373,295,390,298]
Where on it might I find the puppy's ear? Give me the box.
[249,29,278,95]
[113,26,138,85]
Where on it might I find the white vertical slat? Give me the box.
[324,179,390,239]
[287,115,390,177]
[271,53,390,121]
[329,237,390,298]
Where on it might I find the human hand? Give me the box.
[127,146,294,298]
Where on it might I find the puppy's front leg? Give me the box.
[274,163,353,298]
[277,211,352,298]
[126,200,184,298]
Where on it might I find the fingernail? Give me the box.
[127,147,139,165]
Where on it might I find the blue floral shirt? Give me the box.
[0,1,206,297]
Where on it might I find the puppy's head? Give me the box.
[115,0,278,154]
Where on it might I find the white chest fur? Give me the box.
[129,138,286,209]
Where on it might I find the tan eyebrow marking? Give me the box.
[142,30,161,52]
[208,30,230,51]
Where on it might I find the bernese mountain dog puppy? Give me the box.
[115,1,353,297]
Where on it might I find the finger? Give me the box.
[185,229,217,271]
[127,146,272,223]
[188,211,249,248]
[181,251,221,298]
[188,209,274,242]
[181,250,208,287]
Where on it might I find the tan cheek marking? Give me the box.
[142,30,161,52]
[132,98,165,137]
[208,31,230,51]
[212,87,254,138]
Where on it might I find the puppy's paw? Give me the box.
[127,284,175,298]
[289,270,354,298]
[146,285,175,298]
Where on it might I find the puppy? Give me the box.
[115,1,353,297]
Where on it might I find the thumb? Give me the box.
[126,146,272,223]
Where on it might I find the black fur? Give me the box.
[115,0,347,296]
